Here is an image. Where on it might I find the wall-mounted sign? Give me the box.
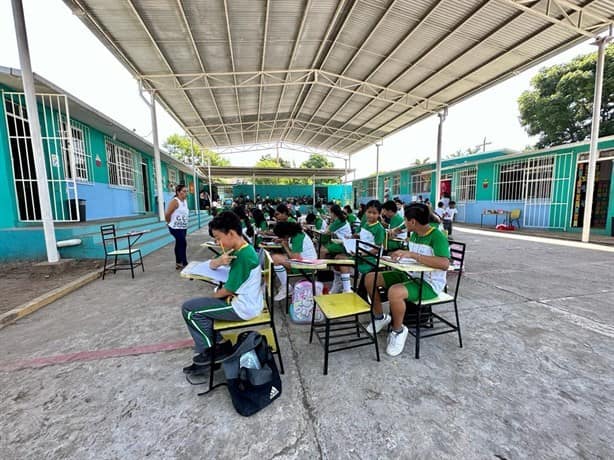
[95,155,102,167]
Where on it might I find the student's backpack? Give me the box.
[289,280,324,324]
[221,331,282,416]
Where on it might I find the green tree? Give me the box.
[163,134,230,166]
[445,147,480,159]
[254,154,295,184]
[413,156,431,166]
[301,153,340,184]
[518,44,614,148]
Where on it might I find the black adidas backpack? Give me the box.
[221,331,282,416]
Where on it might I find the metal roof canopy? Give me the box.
[63,0,613,156]
[197,165,352,179]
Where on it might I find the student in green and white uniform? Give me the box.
[274,203,296,223]
[181,212,263,374]
[363,203,450,357]
[344,205,357,227]
[381,200,407,252]
[331,200,385,293]
[250,208,269,247]
[320,204,352,258]
[271,221,318,301]
[305,212,327,232]
[233,205,255,244]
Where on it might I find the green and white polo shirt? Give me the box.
[359,221,385,246]
[224,243,264,319]
[290,232,318,259]
[408,227,450,293]
[328,218,352,239]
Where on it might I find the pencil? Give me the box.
[220,241,225,254]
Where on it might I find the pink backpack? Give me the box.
[289,280,324,324]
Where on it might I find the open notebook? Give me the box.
[381,255,417,265]
[181,260,230,283]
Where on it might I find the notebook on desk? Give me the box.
[381,255,417,265]
[181,261,230,283]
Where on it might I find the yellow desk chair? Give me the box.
[509,209,521,228]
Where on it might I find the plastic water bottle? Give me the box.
[240,350,261,369]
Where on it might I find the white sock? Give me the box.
[341,273,351,292]
[274,266,287,292]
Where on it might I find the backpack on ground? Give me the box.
[221,331,282,416]
[289,280,324,324]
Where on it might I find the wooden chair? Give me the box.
[404,241,466,359]
[198,249,285,394]
[100,224,144,279]
[310,240,381,375]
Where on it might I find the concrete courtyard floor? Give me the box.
[1,226,613,459]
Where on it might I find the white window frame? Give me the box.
[455,167,477,202]
[367,177,376,196]
[168,168,178,190]
[494,156,554,202]
[61,120,91,182]
[392,174,401,195]
[411,172,431,195]
[106,139,136,188]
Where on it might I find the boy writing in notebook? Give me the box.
[181,211,263,374]
[363,203,450,357]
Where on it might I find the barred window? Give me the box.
[411,172,431,195]
[455,168,476,202]
[168,168,178,189]
[367,177,376,196]
[61,121,91,181]
[392,174,400,195]
[495,157,553,201]
[106,140,135,188]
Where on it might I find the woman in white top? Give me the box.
[165,184,190,269]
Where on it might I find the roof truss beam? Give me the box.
[138,69,446,114]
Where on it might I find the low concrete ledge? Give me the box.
[0,269,101,330]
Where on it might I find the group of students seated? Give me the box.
[180,199,451,374]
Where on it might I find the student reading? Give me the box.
[363,202,450,357]
[181,211,264,373]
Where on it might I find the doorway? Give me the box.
[571,160,612,228]
[141,162,151,212]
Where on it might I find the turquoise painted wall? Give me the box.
[0,90,19,228]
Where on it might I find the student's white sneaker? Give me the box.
[365,313,391,335]
[386,326,409,356]
[274,289,288,302]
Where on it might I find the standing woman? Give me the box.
[166,184,189,269]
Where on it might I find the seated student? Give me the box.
[314,201,327,218]
[357,203,367,225]
[233,205,255,244]
[394,197,404,218]
[320,204,352,258]
[274,203,296,223]
[250,207,268,247]
[344,205,358,227]
[271,221,318,301]
[181,212,264,373]
[363,203,450,357]
[331,200,385,293]
[381,200,407,252]
[305,212,327,232]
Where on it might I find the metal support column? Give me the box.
[312,175,316,208]
[191,138,200,228]
[375,142,382,200]
[150,93,165,221]
[582,35,612,242]
[435,108,448,205]
[207,158,213,209]
[252,173,256,202]
[11,0,59,262]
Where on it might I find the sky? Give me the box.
[0,0,596,180]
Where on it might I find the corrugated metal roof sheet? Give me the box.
[62,0,613,155]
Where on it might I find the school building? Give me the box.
[0,66,207,261]
[352,136,614,236]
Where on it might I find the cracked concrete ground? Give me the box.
[1,226,613,459]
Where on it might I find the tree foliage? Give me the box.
[445,146,480,159]
[300,153,334,169]
[254,154,296,184]
[163,134,230,166]
[413,156,431,165]
[518,44,614,148]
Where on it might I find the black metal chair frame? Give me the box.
[100,224,145,279]
[196,249,285,395]
[310,240,381,375]
[404,241,466,359]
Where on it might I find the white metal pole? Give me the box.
[150,93,165,221]
[252,173,256,202]
[375,142,381,200]
[191,138,200,228]
[11,0,59,262]
[435,108,448,205]
[207,157,213,209]
[582,35,611,243]
[312,175,316,208]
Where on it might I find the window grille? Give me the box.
[494,157,553,201]
[61,120,91,181]
[411,172,431,195]
[106,140,135,188]
[168,168,178,189]
[392,174,400,195]
[367,178,376,196]
[454,168,476,202]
